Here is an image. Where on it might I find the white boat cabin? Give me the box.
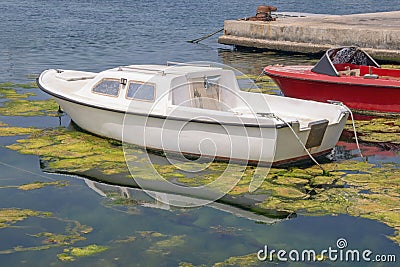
[52,63,343,128]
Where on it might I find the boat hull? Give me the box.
[54,97,346,166]
[265,67,400,113]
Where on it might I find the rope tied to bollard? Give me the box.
[187,28,224,43]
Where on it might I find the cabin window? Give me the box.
[126,82,155,101]
[92,79,120,97]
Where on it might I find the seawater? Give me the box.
[0,1,399,266]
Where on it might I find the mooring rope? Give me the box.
[245,70,265,92]
[187,28,224,43]
[339,104,365,160]
[259,113,325,172]
[0,160,57,181]
[274,115,326,172]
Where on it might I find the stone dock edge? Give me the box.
[218,11,400,62]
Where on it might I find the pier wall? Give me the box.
[218,11,400,62]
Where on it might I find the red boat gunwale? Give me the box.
[264,66,400,89]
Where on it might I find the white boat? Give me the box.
[37,63,348,166]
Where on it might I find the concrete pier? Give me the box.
[218,11,400,62]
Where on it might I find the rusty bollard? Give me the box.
[248,5,277,21]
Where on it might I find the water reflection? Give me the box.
[83,178,291,224]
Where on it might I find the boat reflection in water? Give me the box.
[82,177,292,224]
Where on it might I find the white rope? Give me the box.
[0,160,57,181]
[339,104,365,160]
[246,70,265,92]
[260,113,325,171]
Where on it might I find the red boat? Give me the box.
[263,47,400,113]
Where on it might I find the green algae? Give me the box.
[210,225,245,237]
[0,208,94,257]
[167,159,398,244]
[256,161,400,244]
[103,192,138,206]
[57,253,75,262]
[7,126,400,244]
[113,235,136,244]
[381,64,400,69]
[147,235,186,255]
[0,82,36,100]
[0,208,51,228]
[29,220,93,247]
[57,244,109,261]
[33,232,86,246]
[101,192,142,215]
[3,106,399,246]
[70,244,109,256]
[346,118,400,144]
[179,263,199,267]
[0,122,39,136]
[0,181,69,191]
[212,253,260,267]
[138,231,167,238]
[237,74,280,95]
[0,99,60,117]
[0,81,59,117]
[135,230,186,256]
[17,180,69,190]
[7,127,129,175]
[15,82,38,89]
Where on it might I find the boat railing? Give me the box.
[118,66,166,75]
[166,61,211,67]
